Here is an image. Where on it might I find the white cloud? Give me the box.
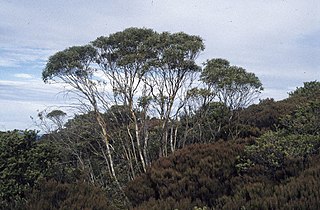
[0,79,70,114]
[0,59,19,67]
[0,78,73,131]
[261,87,292,101]
[0,76,97,130]
[14,73,33,79]
[0,47,53,68]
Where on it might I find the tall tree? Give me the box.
[146,31,204,156]
[201,58,263,110]
[200,58,263,139]
[43,28,205,185]
[42,45,123,193]
[93,28,157,173]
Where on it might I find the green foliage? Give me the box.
[289,80,320,100]
[43,45,97,83]
[281,100,320,135]
[0,131,36,205]
[201,59,262,89]
[201,58,263,110]
[186,87,213,106]
[152,31,204,71]
[44,109,67,130]
[46,110,66,119]
[93,27,158,75]
[235,91,320,139]
[180,101,230,143]
[237,132,320,178]
[0,130,63,208]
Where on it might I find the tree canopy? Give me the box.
[201,58,263,110]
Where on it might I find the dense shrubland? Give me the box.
[1,27,319,209]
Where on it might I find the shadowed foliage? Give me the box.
[125,142,244,209]
[25,179,113,210]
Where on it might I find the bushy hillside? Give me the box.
[1,27,319,209]
[125,136,320,209]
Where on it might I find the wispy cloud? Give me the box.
[0,47,53,68]
[0,79,65,101]
[0,78,72,131]
[14,73,33,79]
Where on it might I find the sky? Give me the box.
[0,0,320,131]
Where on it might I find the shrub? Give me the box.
[237,132,320,180]
[125,142,244,208]
[215,153,320,210]
[25,179,114,210]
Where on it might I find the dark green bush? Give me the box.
[0,130,62,209]
[25,179,113,210]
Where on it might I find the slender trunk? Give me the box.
[169,123,179,153]
[87,158,96,184]
[173,125,178,151]
[122,142,135,180]
[131,110,147,173]
[98,139,112,177]
[182,115,189,148]
[128,150,135,180]
[94,111,130,206]
[170,124,174,153]
[198,123,202,143]
[143,130,149,166]
[160,100,174,157]
[164,128,168,156]
[95,112,116,178]
[105,133,117,180]
[127,126,139,171]
[228,110,241,140]
[105,142,130,205]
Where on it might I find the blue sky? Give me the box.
[1,0,320,131]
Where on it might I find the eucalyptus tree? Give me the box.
[92,29,205,160]
[201,58,263,110]
[35,109,67,132]
[43,28,205,184]
[92,28,157,173]
[200,58,263,139]
[42,45,122,189]
[146,32,205,156]
[45,110,67,130]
